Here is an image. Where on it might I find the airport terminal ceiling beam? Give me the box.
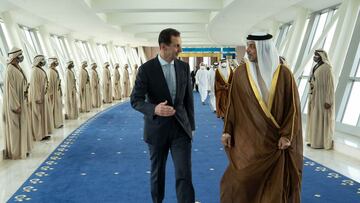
[122,24,207,34]
[147,37,212,42]
[107,12,210,25]
[89,0,223,12]
[135,32,209,39]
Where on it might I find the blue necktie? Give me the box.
[165,64,176,103]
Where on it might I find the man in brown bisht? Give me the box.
[30,55,51,141]
[221,33,303,203]
[102,62,112,103]
[123,64,131,98]
[48,57,64,128]
[65,60,79,120]
[306,50,334,149]
[91,62,101,108]
[3,47,33,159]
[79,61,91,112]
[215,59,233,119]
[113,63,122,100]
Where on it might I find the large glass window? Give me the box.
[137,47,147,64]
[0,20,9,57]
[115,46,130,67]
[97,43,110,65]
[275,22,293,54]
[19,25,45,63]
[342,82,360,126]
[132,47,141,65]
[75,40,93,62]
[50,35,71,60]
[50,34,72,90]
[341,42,360,126]
[311,12,329,50]
[124,47,140,69]
[0,19,10,94]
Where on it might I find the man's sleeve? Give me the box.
[130,65,156,117]
[279,70,302,142]
[184,64,195,131]
[223,77,235,135]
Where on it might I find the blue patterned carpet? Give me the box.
[8,93,360,203]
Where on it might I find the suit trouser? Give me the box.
[148,119,195,203]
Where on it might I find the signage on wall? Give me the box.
[181,47,237,59]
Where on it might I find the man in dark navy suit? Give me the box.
[130,28,195,203]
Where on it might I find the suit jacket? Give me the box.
[130,57,195,145]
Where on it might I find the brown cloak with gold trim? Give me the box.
[215,68,233,118]
[221,63,303,203]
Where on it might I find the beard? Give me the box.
[248,55,257,62]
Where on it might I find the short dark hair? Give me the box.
[158,28,180,46]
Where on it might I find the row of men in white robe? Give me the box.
[2,47,136,160]
[194,61,234,112]
[67,60,134,117]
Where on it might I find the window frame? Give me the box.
[275,22,293,51]
[18,25,45,63]
[0,19,10,94]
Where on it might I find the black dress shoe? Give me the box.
[41,136,51,141]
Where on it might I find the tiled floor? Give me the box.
[0,99,359,202]
[304,137,360,183]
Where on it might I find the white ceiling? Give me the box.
[89,0,222,46]
[0,0,344,46]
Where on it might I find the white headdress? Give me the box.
[33,55,45,67]
[48,57,58,65]
[7,47,22,63]
[246,32,280,89]
[315,49,331,65]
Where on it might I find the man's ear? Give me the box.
[160,43,167,50]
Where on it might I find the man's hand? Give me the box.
[13,107,21,114]
[36,100,43,104]
[324,103,331,109]
[154,101,176,117]
[221,84,229,90]
[239,58,246,65]
[278,137,291,150]
[221,133,231,148]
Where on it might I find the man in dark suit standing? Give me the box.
[130,28,195,203]
[190,67,198,92]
